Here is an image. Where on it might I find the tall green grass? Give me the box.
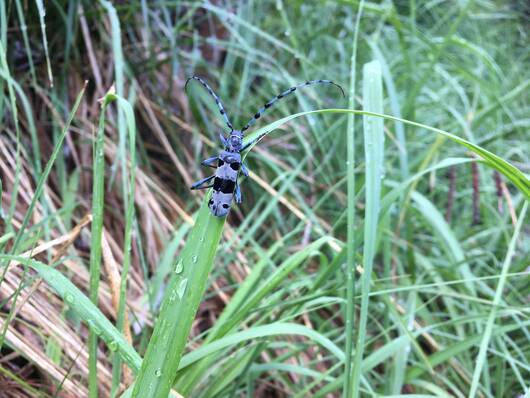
[0,1,529,397]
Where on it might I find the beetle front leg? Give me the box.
[201,156,219,168]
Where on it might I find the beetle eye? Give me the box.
[208,199,213,205]
[218,159,225,166]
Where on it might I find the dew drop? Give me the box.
[174,259,183,274]
[155,369,162,377]
[169,289,177,302]
[177,278,188,299]
[191,255,198,264]
[65,294,74,303]
[109,340,118,352]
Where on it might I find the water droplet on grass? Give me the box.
[177,278,188,299]
[65,294,74,303]
[174,259,183,274]
[155,369,162,377]
[191,255,198,263]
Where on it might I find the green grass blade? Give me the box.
[0,254,142,372]
[244,109,529,199]
[468,201,528,397]
[88,90,115,398]
[344,2,364,397]
[351,60,384,396]
[14,0,37,86]
[131,201,226,397]
[178,322,345,369]
[112,95,138,396]
[35,0,54,86]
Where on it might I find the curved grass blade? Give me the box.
[244,109,529,199]
[178,322,344,369]
[0,255,142,371]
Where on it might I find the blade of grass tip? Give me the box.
[351,60,384,396]
[89,88,117,398]
[0,79,86,351]
[112,94,137,396]
[344,1,364,397]
[468,201,528,398]
[35,0,53,87]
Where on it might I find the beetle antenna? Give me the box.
[185,76,234,131]
[240,79,344,133]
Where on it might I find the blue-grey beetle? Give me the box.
[187,76,344,217]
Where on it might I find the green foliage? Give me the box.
[0,1,529,397]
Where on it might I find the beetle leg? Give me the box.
[201,156,219,168]
[234,182,242,203]
[190,175,215,190]
[241,163,249,177]
[219,133,228,147]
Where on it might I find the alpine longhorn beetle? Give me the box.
[187,76,344,217]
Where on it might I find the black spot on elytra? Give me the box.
[230,162,240,171]
[213,178,236,194]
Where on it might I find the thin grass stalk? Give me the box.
[351,60,384,395]
[35,0,53,87]
[343,1,364,397]
[14,0,37,86]
[113,95,137,396]
[99,6,129,391]
[100,0,127,193]
[468,201,528,397]
[89,90,115,398]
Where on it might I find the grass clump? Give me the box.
[0,1,529,398]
